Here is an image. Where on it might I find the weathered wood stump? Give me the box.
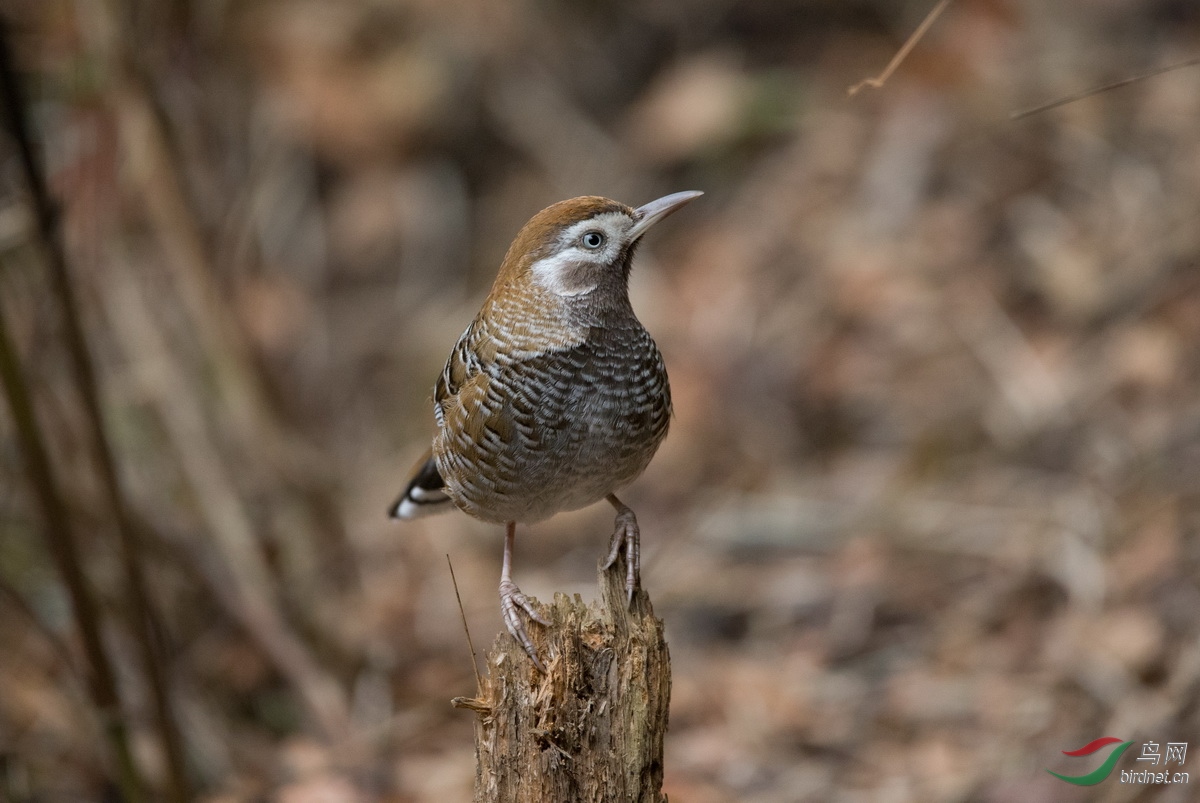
[453,553,670,802]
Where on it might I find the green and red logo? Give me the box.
[1048,737,1135,786]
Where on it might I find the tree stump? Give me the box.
[453,553,670,802]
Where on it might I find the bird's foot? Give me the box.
[603,502,641,604]
[499,579,550,671]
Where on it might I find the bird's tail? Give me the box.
[389,449,453,519]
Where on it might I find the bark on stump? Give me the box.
[453,553,670,802]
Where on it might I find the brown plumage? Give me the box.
[391,191,702,669]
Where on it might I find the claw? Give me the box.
[604,495,641,603]
[500,579,549,671]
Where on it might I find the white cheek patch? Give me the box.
[531,250,599,296]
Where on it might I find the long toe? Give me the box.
[499,580,549,671]
[626,525,640,603]
[603,507,641,603]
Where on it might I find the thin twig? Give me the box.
[848,0,953,97]
[1010,56,1200,120]
[447,554,484,694]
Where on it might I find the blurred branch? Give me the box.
[0,18,192,802]
[0,19,147,803]
[0,576,80,686]
[1010,55,1200,120]
[0,192,147,803]
[948,281,1072,439]
[848,0,953,97]
[104,255,351,741]
[487,70,640,199]
[89,0,334,489]
[93,0,363,606]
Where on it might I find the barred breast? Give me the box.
[432,322,671,524]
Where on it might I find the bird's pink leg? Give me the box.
[603,494,640,603]
[499,521,549,671]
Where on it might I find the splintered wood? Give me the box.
[453,554,670,803]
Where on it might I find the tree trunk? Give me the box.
[453,553,670,802]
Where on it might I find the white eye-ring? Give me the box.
[580,231,605,249]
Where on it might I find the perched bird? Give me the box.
[390,191,702,669]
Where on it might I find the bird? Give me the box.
[390,190,702,670]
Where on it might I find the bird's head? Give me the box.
[493,191,703,301]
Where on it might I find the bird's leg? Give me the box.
[499,521,549,671]
[603,494,640,603]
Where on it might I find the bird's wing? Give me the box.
[434,320,487,428]
[390,321,487,520]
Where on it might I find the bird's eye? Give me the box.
[580,231,606,249]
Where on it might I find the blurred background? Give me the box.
[2,0,1200,800]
